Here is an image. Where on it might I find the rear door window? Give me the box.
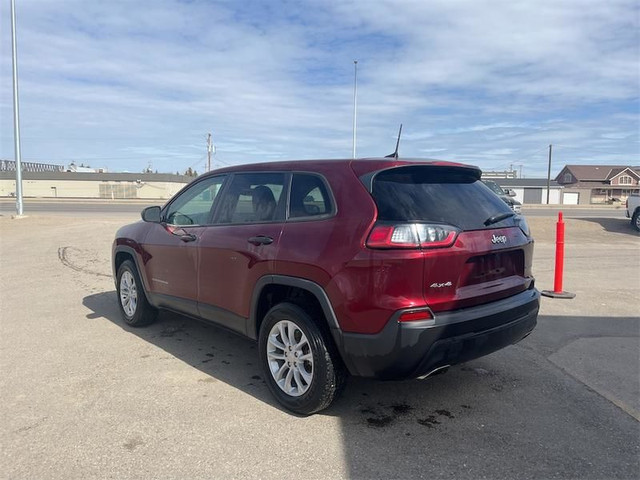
[371,166,513,230]
[214,172,287,224]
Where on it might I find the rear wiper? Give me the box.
[484,211,515,226]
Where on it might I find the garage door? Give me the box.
[523,188,542,204]
[563,192,579,205]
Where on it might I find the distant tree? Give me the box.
[185,167,194,177]
[193,170,198,177]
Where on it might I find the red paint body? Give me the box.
[113,159,535,336]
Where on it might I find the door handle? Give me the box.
[248,235,273,246]
[165,225,197,242]
[180,233,197,242]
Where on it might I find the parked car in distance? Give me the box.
[482,179,522,213]
[112,158,539,414]
[626,194,640,231]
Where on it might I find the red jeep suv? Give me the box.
[112,158,539,414]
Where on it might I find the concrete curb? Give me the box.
[522,204,625,210]
[0,197,163,205]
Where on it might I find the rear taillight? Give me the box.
[366,223,459,249]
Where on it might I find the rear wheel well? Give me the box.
[255,284,327,338]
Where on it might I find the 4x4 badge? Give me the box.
[491,234,507,244]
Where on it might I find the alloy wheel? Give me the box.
[119,271,138,317]
[266,320,314,397]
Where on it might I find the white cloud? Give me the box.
[0,0,637,177]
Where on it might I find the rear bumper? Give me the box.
[338,288,539,379]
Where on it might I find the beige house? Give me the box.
[554,165,640,205]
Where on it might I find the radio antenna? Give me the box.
[385,124,403,159]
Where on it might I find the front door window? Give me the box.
[165,176,226,226]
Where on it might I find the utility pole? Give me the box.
[546,144,553,204]
[352,60,358,159]
[11,0,24,216]
[207,133,212,172]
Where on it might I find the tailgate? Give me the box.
[423,226,533,312]
[368,164,535,313]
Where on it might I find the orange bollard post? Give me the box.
[542,212,576,299]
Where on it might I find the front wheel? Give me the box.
[258,303,345,415]
[116,260,158,327]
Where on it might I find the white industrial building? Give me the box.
[0,171,191,200]
[494,178,563,205]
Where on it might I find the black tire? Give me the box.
[632,210,640,232]
[116,259,158,327]
[258,302,346,415]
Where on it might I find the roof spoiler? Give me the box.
[358,163,482,193]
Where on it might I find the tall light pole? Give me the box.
[352,60,358,159]
[11,0,24,216]
[207,133,212,172]
[546,144,553,204]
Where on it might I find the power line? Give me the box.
[185,154,207,172]
[516,146,550,163]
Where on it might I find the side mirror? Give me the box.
[141,206,162,223]
[505,188,516,197]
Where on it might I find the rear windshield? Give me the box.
[482,180,505,196]
[371,166,514,230]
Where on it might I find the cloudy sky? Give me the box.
[1,0,638,177]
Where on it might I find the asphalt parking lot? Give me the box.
[1,208,638,479]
